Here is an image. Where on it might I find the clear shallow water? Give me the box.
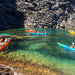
[1,28,75,75]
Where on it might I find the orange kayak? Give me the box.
[25,30,36,33]
[0,38,11,51]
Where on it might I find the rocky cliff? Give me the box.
[0,0,24,30]
[0,0,75,29]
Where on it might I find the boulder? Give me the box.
[29,42,47,51]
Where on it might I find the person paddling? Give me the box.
[72,42,74,48]
[0,38,4,47]
[37,31,39,37]
[0,38,9,47]
[44,31,47,37]
[0,38,3,43]
[4,38,8,42]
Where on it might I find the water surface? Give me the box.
[0,28,75,75]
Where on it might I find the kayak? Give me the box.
[0,38,11,51]
[69,30,75,34]
[25,30,36,33]
[30,32,50,35]
[57,42,75,51]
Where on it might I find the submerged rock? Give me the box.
[0,64,15,75]
[29,42,47,51]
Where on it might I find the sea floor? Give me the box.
[0,56,61,75]
[0,50,75,75]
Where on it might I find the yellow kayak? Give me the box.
[69,30,75,34]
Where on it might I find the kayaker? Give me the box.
[37,31,39,33]
[71,30,74,32]
[37,31,39,37]
[0,41,4,47]
[72,42,74,48]
[70,30,74,31]
[0,38,3,43]
[45,31,47,37]
[45,31,47,34]
[0,42,4,46]
[0,38,8,46]
[4,38,8,42]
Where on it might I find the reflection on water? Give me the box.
[1,28,75,75]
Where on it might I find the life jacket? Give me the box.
[0,38,3,42]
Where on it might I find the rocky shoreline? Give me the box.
[0,59,61,75]
[0,64,15,75]
[0,0,75,30]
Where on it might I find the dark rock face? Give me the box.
[0,0,24,30]
[0,0,75,29]
[68,0,75,5]
[16,0,75,28]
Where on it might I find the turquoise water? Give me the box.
[1,28,75,75]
